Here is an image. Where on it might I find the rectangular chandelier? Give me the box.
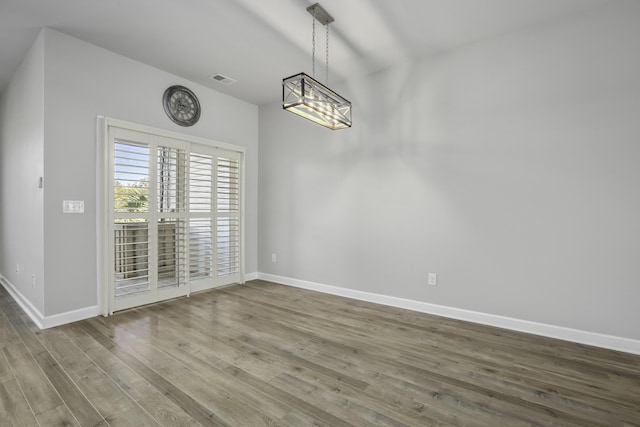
[282,72,352,130]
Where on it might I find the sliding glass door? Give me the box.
[106,124,243,313]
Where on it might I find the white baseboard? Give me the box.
[0,274,99,329]
[244,272,259,282]
[0,274,45,329]
[257,273,640,356]
[41,305,100,329]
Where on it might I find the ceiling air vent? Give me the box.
[209,73,237,86]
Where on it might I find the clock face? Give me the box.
[163,85,201,126]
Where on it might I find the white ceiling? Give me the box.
[0,0,616,106]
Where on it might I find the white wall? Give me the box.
[3,28,258,319]
[42,28,259,316]
[259,2,640,342]
[0,31,45,314]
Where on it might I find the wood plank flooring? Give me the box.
[1,279,639,426]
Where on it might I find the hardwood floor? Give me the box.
[1,280,639,426]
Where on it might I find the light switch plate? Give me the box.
[63,200,84,213]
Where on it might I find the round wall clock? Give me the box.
[163,85,201,126]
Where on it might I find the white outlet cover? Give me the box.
[428,273,437,286]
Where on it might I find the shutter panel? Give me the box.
[157,146,186,213]
[189,153,213,213]
[189,219,213,280]
[189,152,214,282]
[113,139,151,297]
[114,141,150,214]
[216,156,240,279]
[113,222,150,296]
[157,145,187,290]
[157,218,186,289]
[216,156,240,213]
[216,217,239,277]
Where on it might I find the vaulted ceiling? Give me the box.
[0,0,617,105]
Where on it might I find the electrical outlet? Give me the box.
[271,253,277,263]
[428,273,437,286]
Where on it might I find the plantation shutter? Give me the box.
[156,143,187,291]
[216,154,241,282]
[113,139,151,298]
[106,122,244,314]
[188,152,214,289]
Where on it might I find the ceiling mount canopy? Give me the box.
[282,2,352,130]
